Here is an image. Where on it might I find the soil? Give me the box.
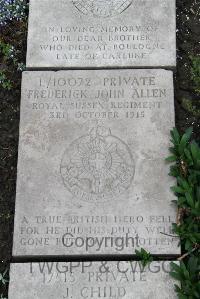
[0,0,199,297]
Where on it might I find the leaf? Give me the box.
[170,262,181,273]
[179,128,193,155]
[170,272,182,280]
[185,192,195,208]
[174,284,182,292]
[196,187,200,200]
[177,197,186,206]
[169,146,177,155]
[171,128,180,145]
[191,142,200,162]
[166,155,177,162]
[184,148,193,163]
[0,268,8,285]
[185,239,192,251]
[180,261,187,273]
[188,256,198,275]
[196,159,200,170]
[135,249,140,256]
[185,127,193,138]
[135,248,153,268]
[177,177,190,190]
[171,186,185,194]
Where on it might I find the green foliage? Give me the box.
[0,41,13,58]
[172,221,199,252]
[166,128,200,299]
[0,269,8,286]
[181,98,200,118]
[0,71,12,90]
[135,248,153,268]
[0,269,8,299]
[170,257,200,299]
[0,40,25,69]
[190,56,200,94]
[0,40,25,90]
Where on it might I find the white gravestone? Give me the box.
[12,69,180,257]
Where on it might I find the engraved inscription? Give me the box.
[26,0,176,68]
[8,262,177,299]
[13,71,179,257]
[60,126,134,202]
[72,0,133,18]
[18,214,177,251]
[27,74,166,121]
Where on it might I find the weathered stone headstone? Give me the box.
[12,69,179,257]
[26,0,176,68]
[9,261,178,298]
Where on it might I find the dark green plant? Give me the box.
[0,40,25,90]
[190,56,200,94]
[181,98,200,118]
[0,269,9,299]
[170,257,200,299]
[135,248,153,268]
[166,128,200,299]
[0,70,12,90]
[0,40,25,69]
[0,41,13,58]
[181,55,200,116]
[0,269,8,286]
